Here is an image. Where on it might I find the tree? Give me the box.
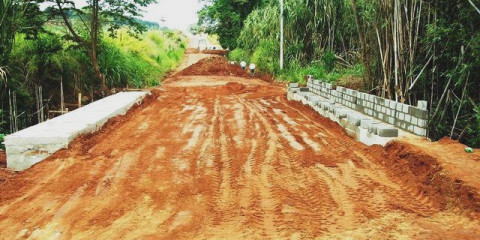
[47,0,156,93]
[197,0,261,49]
[1,0,43,84]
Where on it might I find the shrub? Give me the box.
[228,48,250,63]
[321,51,336,72]
[250,40,279,73]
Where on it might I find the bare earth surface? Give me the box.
[0,53,479,239]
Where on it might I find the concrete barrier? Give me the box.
[288,78,429,146]
[4,91,149,171]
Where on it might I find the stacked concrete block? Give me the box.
[373,97,397,125]
[286,76,429,142]
[409,102,428,136]
[341,88,358,110]
[394,101,428,136]
[356,92,377,118]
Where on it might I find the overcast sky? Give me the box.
[143,0,205,31]
[46,0,205,31]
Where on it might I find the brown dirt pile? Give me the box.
[381,141,480,215]
[224,82,246,93]
[202,49,229,56]
[185,48,200,54]
[174,57,250,78]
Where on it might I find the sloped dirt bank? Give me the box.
[381,141,480,215]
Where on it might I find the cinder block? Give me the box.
[407,124,414,132]
[369,95,375,102]
[376,97,385,105]
[414,126,427,136]
[417,100,428,110]
[337,86,345,92]
[376,124,399,137]
[413,107,429,119]
[418,119,427,128]
[300,87,309,92]
[381,106,386,113]
[411,116,418,125]
[405,114,411,123]
[398,112,405,121]
[347,112,367,127]
[367,122,379,134]
[395,120,405,129]
[389,101,397,109]
[396,103,402,112]
[385,99,391,108]
[360,119,377,129]
[334,108,349,119]
[289,83,299,88]
[387,117,396,125]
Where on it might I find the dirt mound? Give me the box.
[224,82,246,93]
[202,49,229,56]
[381,141,480,215]
[174,57,250,78]
[185,49,228,55]
[185,48,200,54]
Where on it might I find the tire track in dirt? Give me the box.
[238,96,280,238]
[1,56,479,239]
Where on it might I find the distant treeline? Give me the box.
[197,0,480,147]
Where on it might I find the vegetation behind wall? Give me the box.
[199,0,480,147]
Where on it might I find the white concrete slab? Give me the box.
[4,91,149,171]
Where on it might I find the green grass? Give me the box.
[103,29,187,87]
[229,46,365,86]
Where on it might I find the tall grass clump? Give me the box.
[104,29,186,87]
[228,48,249,63]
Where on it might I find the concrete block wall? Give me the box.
[304,76,429,137]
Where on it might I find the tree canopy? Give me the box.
[197,0,262,49]
[45,0,157,92]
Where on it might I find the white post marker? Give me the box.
[249,63,256,77]
[241,61,247,70]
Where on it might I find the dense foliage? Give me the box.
[197,0,261,49]
[0,1,186,135]
[198,0,480,147]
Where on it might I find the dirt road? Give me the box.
[0,53,479,239]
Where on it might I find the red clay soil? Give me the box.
[185,48,200,54]
[0,151,5,168]
[0,53,479,239]
[202,49,229,56]
[382,142,480,215]
[174,57,250,78]
[185,49,227,55]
